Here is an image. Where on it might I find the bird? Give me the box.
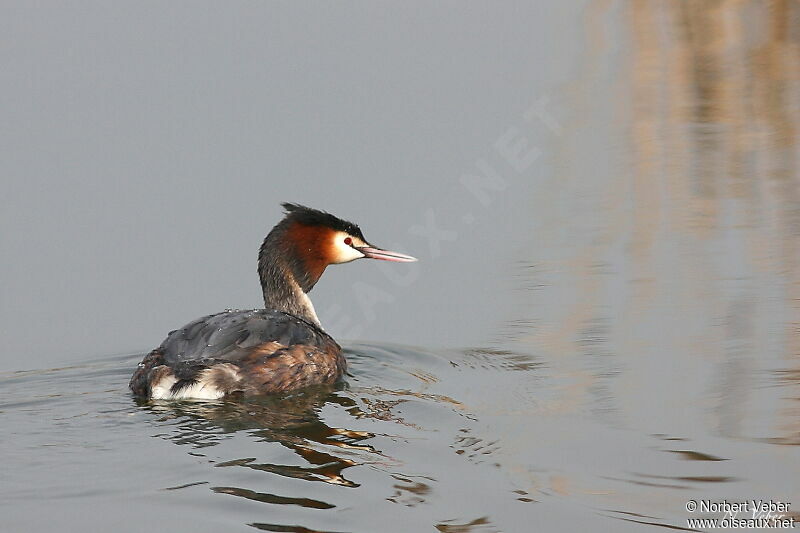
[129,203,417,400]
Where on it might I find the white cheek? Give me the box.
[331,236,365,264]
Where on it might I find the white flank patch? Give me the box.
[150,368,228,400]
[149,371,178,400]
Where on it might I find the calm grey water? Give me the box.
[2,2,799,532]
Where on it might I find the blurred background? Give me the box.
[1,1,799,532]
[1,2,580,369]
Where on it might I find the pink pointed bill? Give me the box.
[357,246,418,262]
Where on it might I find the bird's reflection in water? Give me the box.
[137,382,452,532]
[138,384,380,489]
[131,346,519,533]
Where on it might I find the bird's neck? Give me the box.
[263,274,321,328]
[258,230,323,328]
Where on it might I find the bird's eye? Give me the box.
[344,237,352,246]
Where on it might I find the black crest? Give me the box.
[281,203,366,240]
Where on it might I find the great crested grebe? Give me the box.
[129,203,416,400]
